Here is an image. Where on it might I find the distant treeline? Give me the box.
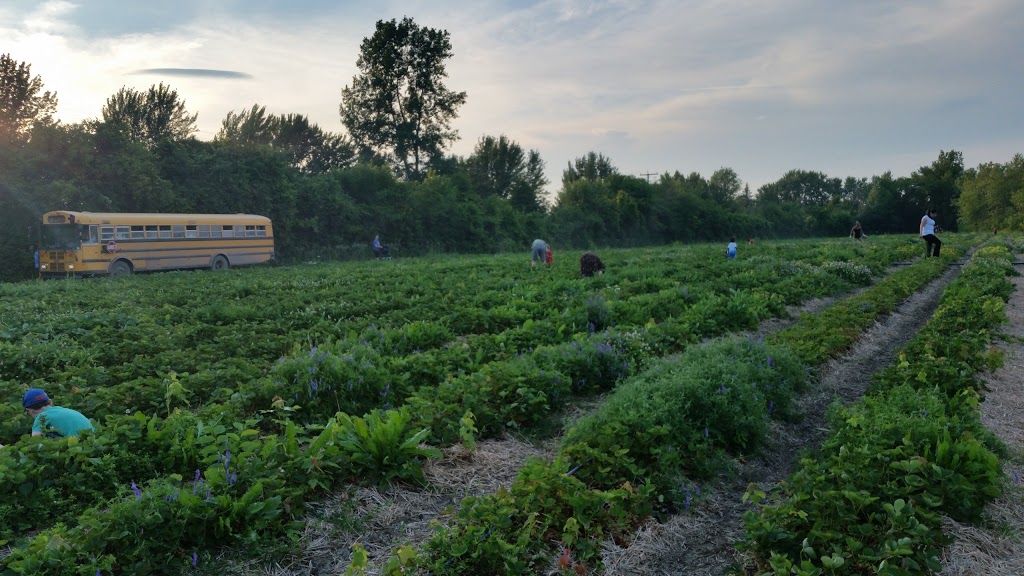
[0,119,1015,282]
[3,40,1022,282]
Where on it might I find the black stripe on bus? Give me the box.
[84,251,273,264]
[96,243,272,254]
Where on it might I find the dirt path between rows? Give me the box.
[939,269,1024,575]
[601,261,966,576]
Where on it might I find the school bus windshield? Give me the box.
[41,224,85,250]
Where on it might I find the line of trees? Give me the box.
[1,17,1018,282]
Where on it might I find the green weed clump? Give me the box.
[420,459,653,575]
[406,355,571,443]
[559,336,806,505]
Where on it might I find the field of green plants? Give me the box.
[0,234,1013,575]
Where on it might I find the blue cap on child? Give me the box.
[23,388,49,409]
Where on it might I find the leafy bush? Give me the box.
[560,337,805,501]
[406,356,570,443]
[818,260,873,284]
[270,342,396,420]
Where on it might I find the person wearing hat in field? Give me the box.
[22,388,94,438]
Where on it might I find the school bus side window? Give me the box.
[186,225,198,238]
[146,225,158,239]
[81,225,99,244]
[159,225,171,239]
[100,226,115,242]
[222,226,234,238]
[256,225,266,237]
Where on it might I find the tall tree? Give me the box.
[0,54,58,144]
[907,149,964,229]
[339,17,467,180]
[707,167,742,203]
[464,134,548,212]
[217,104,355,173]
[957,154,1024,231]
[757,170,842,206]
[217,104,275,145]
[562,152,617,187]
[101,83,198,148]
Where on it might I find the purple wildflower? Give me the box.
[131,480,142,501]
[704,427,709,439]
[768,400,774,414]
[193,469,201,483]
[192,551,198,567]
[1016,472,1020,485]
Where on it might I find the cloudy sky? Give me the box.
[3,0,1023,196]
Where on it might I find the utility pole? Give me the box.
[640,172,657,183]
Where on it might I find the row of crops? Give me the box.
[359,237,1015,575]
[395,242,969,574]
[741,242,1017,574]
[0,236,970,574]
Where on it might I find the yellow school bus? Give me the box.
[38,211,274,277]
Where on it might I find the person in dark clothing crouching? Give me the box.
[579,252,605,277]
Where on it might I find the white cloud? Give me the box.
[4,0,1022,194]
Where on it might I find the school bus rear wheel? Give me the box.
[211,255,230,271]
[109,260,132,276]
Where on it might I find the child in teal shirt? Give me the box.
[23,388,94,438]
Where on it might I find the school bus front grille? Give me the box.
[46,251,67,271]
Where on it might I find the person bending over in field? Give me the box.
[22,388,94,439]
[530,239,549,267]
[579,252,605,277]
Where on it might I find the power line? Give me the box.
[640,172,657,183]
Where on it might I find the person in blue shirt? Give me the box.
[727,237,738,259]
[22,388,94,438]
[372,235,382,258]
[530,239,548,267]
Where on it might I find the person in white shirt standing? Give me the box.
[919,209,942,257]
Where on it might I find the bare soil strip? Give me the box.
[939,272,1024,576]
[601,262,965,576]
